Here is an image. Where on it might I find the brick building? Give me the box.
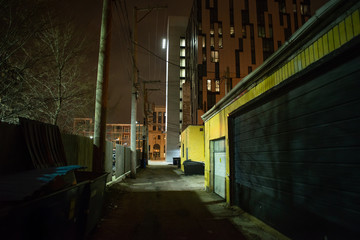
[148,106,167,160]
[185,0,311,124]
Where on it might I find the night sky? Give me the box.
[57,0,328,124]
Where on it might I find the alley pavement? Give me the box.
[87,163,289,240]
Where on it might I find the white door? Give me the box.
[214,152,226,198]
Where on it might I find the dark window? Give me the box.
[215,62,219,79]
[229,0,234,25]
[239,38,243,51]
[277,41,282,48]
[158,135,161,139]
[235,50,240,78]
[294,13,299,30]
[248,66,252,73]
[158,126,161,131]
[163,113,166,124]
[242,10,249,25]
[158,112,162,123]
[153,126,156,131]
[153,112,156,123]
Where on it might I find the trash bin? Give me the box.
[173,157,180,166]
[183,160,204,175]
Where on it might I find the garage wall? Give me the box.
[230,53,360,239]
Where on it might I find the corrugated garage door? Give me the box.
[229,53,360,239]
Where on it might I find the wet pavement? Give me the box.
[87,163,289,240]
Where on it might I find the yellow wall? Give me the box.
[204,8,360,204]
[180,125,205,171]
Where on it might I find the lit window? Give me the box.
[203,53,207,62]
[218,23,223,35]
[180,38,185,47]
[202,36,206,48]
[215,80,220,92]
[219,37,223,48]
[210,50,219,62]
[180,58,185,67]
[207,79,212,91]
[180,69,185,78]
[258,26,265,38]
[210,36,214,48]
[230,26,235,36]
[180,48,185,57]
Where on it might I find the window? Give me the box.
[258,25,265,38]
[180,38,185,47]
[215,80,220,92]
[180,69,185,78]
[248,66,252,73]
[153,126,156,131]
[218,22,222,35]
[180,48,185,57]
[210,36,215,48]
[153,112,156,123]
[180,58,185,67]
[158,135,161,140]
[163,112,166,124]
[218,37,223,48]
[230,26,235,37]
[202,35,206,48]
[158,112,162,123]
[158,126,162,131]
[300,3,310,16]
[207,79,212,91]
[210,50,219,62]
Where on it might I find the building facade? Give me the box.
[186,0,311,125]
[73,118,144,151]
[165,16,188,163]
[148,105,167,160]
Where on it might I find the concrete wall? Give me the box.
[165,16,188,163]
[180,125,205,171]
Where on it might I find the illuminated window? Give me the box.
[202,36,206,48]
[180,38,185,47]
[210,36,215,48]
[180,69,185,78]
[218,22,222,35]
[219,37,223,48]
[180,58,185,67]
[180,48,185,57]
[215,80,220,92]
[207,79,212,91]
[210,50,219,62]
[230,26,235,37]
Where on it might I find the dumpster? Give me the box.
[0,178,88,240]
[173,157,180,166]
[183,160,204,175]
[75,171,108,236]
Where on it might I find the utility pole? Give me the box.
[130,7,138,178]
[130,6,166,178]
[142,80,161,167]
[93,0,112,172]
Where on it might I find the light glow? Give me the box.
[162,38,166,49]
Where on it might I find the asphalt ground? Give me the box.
[87,163,289,240]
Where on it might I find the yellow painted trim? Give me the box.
[305,47,310,66]
[328,29,335,52]
[322,34,329,55]
[318,38,324,58]
[352,10,360,36]
[333,25,341,49]
[339,20,347,45]
[345,15,354,41]
[313,40,319,61]
[309,44,314,65]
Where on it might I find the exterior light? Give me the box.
[162,38,166,49]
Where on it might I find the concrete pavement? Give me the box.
[87,163,289,240]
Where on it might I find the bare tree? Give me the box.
[25,15,94,131]
[0,1,94,132]
[0,0,46,123]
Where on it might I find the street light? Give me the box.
[162,38,166,49]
